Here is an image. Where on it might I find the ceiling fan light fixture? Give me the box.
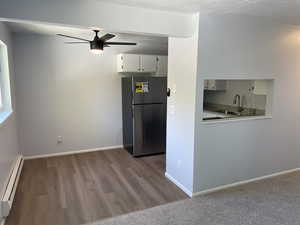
[90,49,103,54]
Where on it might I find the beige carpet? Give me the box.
[86,171,300,225]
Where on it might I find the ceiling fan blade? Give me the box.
[57,34,90,42]
[100,33,116,41]
[64,42,89,44]
[105,42,137,46]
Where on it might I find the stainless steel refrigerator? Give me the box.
[122,76,167,157]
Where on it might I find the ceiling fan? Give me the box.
[57,30,137,54]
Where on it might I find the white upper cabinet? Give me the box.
[117,54,167,74]
[140,55,157,73]
[253,80,268,95]
[156,56,168,76]
[204,80,227,91]
[117,54,140,72]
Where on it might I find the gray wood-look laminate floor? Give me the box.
[5,149,188,225]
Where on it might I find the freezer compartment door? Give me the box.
[133,104,166,156]
[132,77,167,105]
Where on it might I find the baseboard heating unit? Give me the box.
[1,155,23,220]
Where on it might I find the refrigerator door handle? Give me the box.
[132,106,134,118]
[167,88,171,97]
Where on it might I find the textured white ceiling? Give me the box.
[6,21,168,55]
[95,0,300,25]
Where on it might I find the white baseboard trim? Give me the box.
[23,145,124,160]
[165,172,193,198]
[0,154,22,201]
[193,167,300,197]
[1,154,24,220]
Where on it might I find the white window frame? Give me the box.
[0,39,13,125]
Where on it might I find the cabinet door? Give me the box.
[204,80,209,89]
[205,80,226,91]
[156,56,168,76]
[207,80,216,90]
[121,54,140,72]
[253,80,268,95]
[140,55,157,73]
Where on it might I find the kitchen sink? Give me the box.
[203,117,224,121]
[216,109,241,116]
[216,109,258,117]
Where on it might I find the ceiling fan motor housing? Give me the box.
[90,40,104,51]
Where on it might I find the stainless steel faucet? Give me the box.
[233,94,243,112]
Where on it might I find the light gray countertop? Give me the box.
[203,103,266,122]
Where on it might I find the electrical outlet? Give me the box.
[57,136,63,144]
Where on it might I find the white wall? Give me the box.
[195,14,300,192]
[13,34,125,157]
[166,14,199,194]
[0,23,20,203]
[0,0,196,37]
